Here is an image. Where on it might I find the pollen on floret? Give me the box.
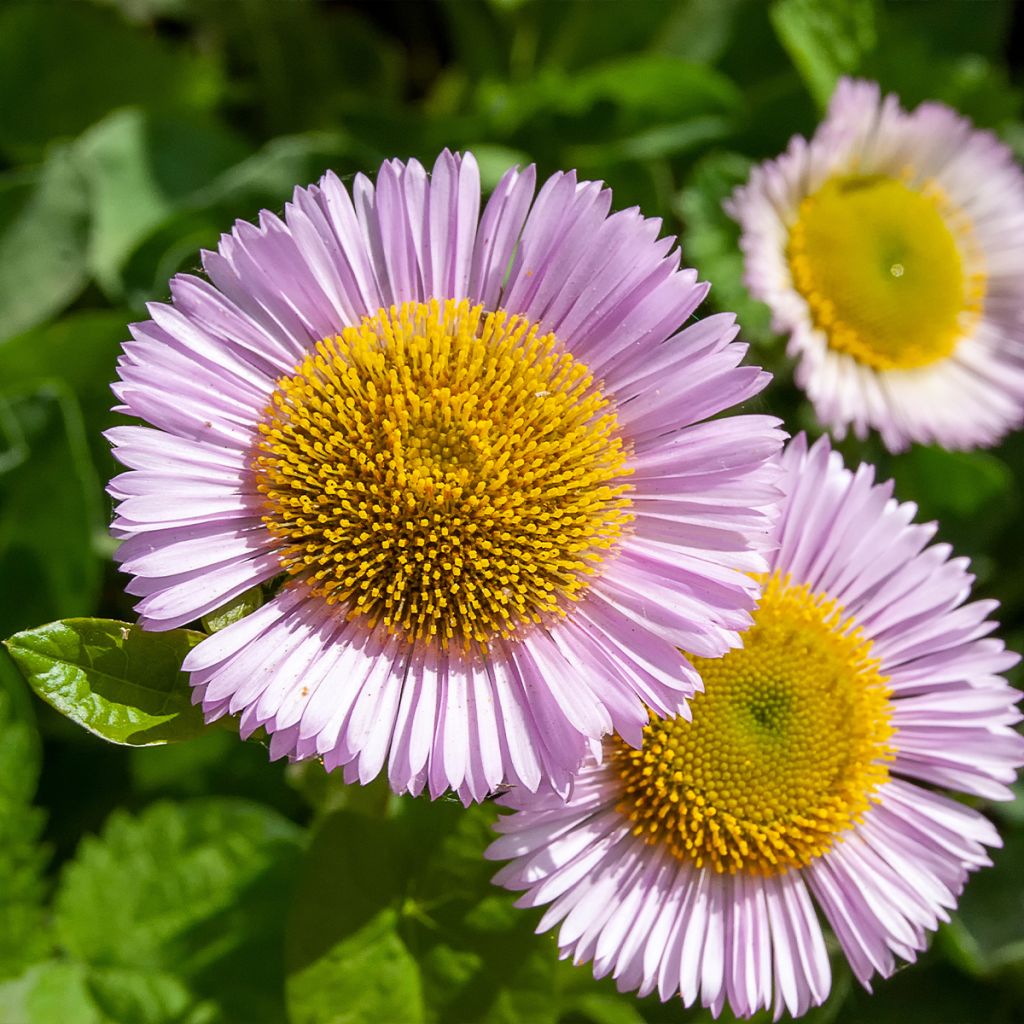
[786,173,986,371]
[610,572,894,876]
[253,298,633,652]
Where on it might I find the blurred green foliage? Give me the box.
[1,0,1023,1021]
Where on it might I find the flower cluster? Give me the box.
[108,79,1024,1021]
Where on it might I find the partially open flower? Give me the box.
[729,78,1024,451]
[108,152,783,802]
[487,434,1023,1017]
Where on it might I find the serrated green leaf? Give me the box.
[0,147,90,342]
[4,619,208,746]
[0,652,50,980]
[0,386,104,638]
[771,0,878,108]
[56,799,305,1023]
[677,151,775,345]
[0,960,221,1024]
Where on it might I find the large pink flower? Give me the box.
[109,151,782,803]
[488,434,1023,1016]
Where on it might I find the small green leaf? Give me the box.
[202,586,265,634]
[55,799,305,1022]
[771,0,878,108]
[4,619,208,746]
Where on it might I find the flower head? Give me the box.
[729,78,1024,451]
[487,434,1023,1017]
[108,151,783,802]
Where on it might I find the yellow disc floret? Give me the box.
[787,173,985,370]
[611,573,894,876]
[254,299,632,651]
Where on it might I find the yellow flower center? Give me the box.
[254,299,633,651]
[611,573,894,876]
[787,173,985,370]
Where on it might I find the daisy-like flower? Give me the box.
[728,78,1024,451]
[487,433,1024,1018]
[108,151,783,803]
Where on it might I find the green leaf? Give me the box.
[286,801,558,1024]
[887,447,1013,521]
[202,586,265,635]
[76,108,248,296]
[4,619,209,746]
[55,799,306,1023]
[771,0,878,108]
[289,908,424,1024]
[0,386,104,638]
[0,147,90,342]
[286,811,425,1024]
[0,961,220,1024]
[0,3,220,161]
[940,826,1024,977]
[0,310,131,479]
[677,151,775,346]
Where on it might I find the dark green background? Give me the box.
[1,1,1023,1021]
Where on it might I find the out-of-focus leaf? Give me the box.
[831,952,1002,1022]
[676,151,775,345]
[4,619,208,746]
[76,108,248,296]
[194,1,399,138]
[941,827,1024,977]
[883,0,1015,63]
[865,42,1022,130]
[0,3,220,161]
[286,812,425,1024]
[0,310,130,476]
[656,0,747,65]
[0,960,220,1024]
[286,801,557,1024]
[116,131,361,310]
[0,148,90,342]
[560,56,743,121]
[465,144,533,191]
[887,447,1013,521]
[771,0,878,108]
[289,908,424,1024]
[0,386,104,638]
[55,799,305,1023]
[478,56,742,136]
[0,653,49,980]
